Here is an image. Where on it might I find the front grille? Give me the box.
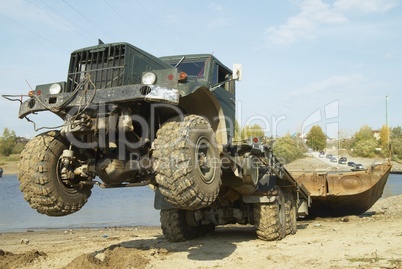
[67,44,127,92]
[66,43,170,93]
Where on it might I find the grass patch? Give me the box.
[348,257,381,263]
[390,259,402,267]
[0,154,20,165]
[348,256,402,267]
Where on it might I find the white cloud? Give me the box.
[265,74,364,121]
[265,16,316,45]
[334,0,399,14]
[264,0,399,45]
[300,0,347,24]
[265,0,347,45]
[287,74,364,97]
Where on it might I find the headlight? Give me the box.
[142,72,156,85]
[49,83,62,94]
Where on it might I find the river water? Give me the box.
[0,175,159,232]
[1,174,402,232]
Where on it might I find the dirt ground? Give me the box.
[1,195,401,269]
[0,161,18,175]
[1,156,402,268]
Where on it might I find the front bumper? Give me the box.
[18,84,180,118]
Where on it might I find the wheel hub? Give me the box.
[195,137,215,184]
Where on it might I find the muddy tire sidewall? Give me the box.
[160,209,215,242]
[153,115,221,210]
[18,131,91,216]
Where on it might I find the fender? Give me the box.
[179,87,229,152]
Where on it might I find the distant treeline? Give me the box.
[2,123,402,162]
[0,128,29,157]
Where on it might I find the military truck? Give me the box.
[8,42,310,241]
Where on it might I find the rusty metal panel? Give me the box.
[294,172,327,196]
[289,163,392,216]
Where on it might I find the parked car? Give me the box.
[326,154,333,159]
[319,152,325,158]
[353,164,365,170]
[338,157,347,164]
[330,157,338,163]
[347,161,356,167]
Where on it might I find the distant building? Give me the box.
[372,130,381,141]
[326,134,336,142]
[16,136,30,144]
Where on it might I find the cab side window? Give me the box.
[211,63,234,94]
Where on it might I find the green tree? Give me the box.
[379,125,390,156]
[341,138,354,150]
[353,125,374,144]
[0,128,17,156]
[241,124,264,140]
[391,139,402,160]
[391,126,402,160]
[273,134,306,163]
[391,126,402,139]
[234,122,265,141]
[234,120,242,141]
[351,125,377,158]
[12,142,25,154]
[305,125,326,151]
[353,139,377,158]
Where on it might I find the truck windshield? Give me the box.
[169,60,206,78]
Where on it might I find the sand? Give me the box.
[0,161,18,176]
[1,195,402,269]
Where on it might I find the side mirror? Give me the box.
[233,64,242,81]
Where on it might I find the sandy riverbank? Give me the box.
[0,161,18,175]
[1,194,401,269]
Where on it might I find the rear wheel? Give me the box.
[153,115,221,210]
[160,209,215,242]
[18,131,92,216]
[253,187,286,241]
[284,191,297,235]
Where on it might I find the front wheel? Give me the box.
[153,115,221,210]
[18,131,92,216]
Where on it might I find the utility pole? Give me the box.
[386,96,389,141]
[386,95,390,158]
[386,96,389,131]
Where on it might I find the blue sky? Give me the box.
[0,0,401,139]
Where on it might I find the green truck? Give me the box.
[8,42,310,241]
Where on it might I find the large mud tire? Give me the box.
[18,131,92,216]
[253,187,286,241]
[284,191,297,235]
[160,209,215,242]
[153,115,221,210]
